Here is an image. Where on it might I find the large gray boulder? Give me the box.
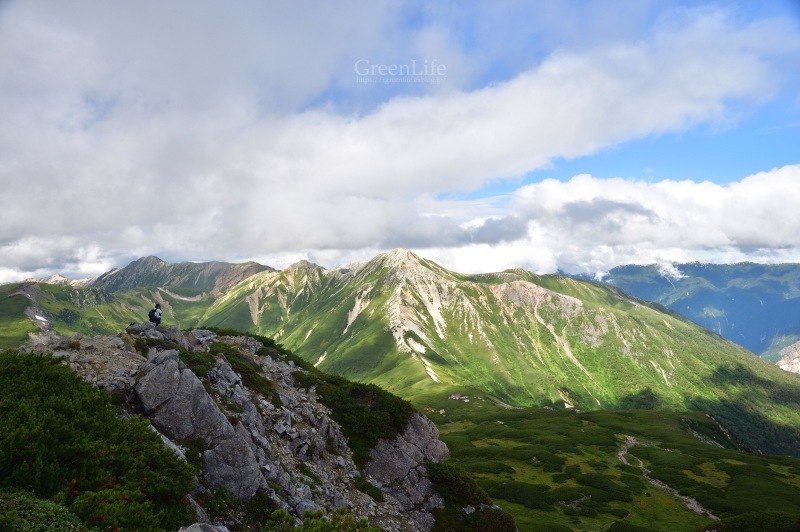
[134,349,263,500]
[203,431,264,499]
[135,350,235,445]
[365,414,449,531]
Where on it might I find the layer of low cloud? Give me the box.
[421,164,800,275]
[0,1,798,282]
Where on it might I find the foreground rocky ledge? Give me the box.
[24,324,450,531]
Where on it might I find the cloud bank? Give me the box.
[424,165,800,275]
[0,1,798,281]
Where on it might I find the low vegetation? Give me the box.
[295,371,416,468]
[427,460,516,531]
[0,350,196,530]
[0,489,86,531]
[425,396,800,531]
[0,284,34,349]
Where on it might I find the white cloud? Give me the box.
[0,2,798,280]
[493,165,800,273]
[657,263,686,280]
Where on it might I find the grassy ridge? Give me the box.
[0,284,34,349]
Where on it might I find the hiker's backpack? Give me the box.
[149,308,156,321]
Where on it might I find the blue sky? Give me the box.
[0,0,799,281]
[522,101,800,186]
[532,92,800,184]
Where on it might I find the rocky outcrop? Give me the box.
[366,414,449,531]
[777,341,800,374]
[136,350,235,444]
[134,349,264,499]
[32,323,451,530]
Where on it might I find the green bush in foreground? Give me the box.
[0,489,86,531]
[199,488,379,531]
[0,351,195,530]
[297,372,416,468]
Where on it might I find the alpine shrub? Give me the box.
[0,351,195,530]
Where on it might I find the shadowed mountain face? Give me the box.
[582,263,800,358]
[3,250,800,455]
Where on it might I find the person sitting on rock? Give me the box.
[148,303,163,326]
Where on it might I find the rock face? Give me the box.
[134,350,263,499]
[366,414,449,531]
[90,255,271,294]
[777,341,800,374]
[33,323,450,530]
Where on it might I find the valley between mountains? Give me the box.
[2,249,800,530]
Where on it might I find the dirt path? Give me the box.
[617,435,719,521]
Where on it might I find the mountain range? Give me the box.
[5,250,800,529]
[2,250,800,456]
[579,262,800,361]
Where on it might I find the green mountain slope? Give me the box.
[195,250,800,455]
[0,284,37,348]
[2,250,799,455]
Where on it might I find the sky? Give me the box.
[1,0,799,282]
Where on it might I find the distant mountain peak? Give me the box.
[135,255,167,265]
[287,259,325,272]
[379,248,421,265]
[372,248,447,274]
[91,256,270,293]
[23,273,92,287]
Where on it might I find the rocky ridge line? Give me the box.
[22,324,450,531]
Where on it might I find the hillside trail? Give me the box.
[616,435,719,521]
